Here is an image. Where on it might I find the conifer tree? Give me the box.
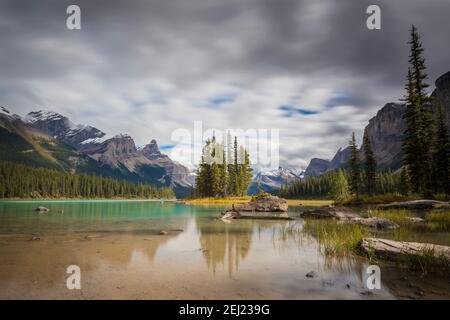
[348,132,361,197]
[363,132,377,195]
[432,105,450,194]
[399,166,412,196]
[402,25,434,194]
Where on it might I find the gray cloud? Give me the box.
[0,0,449,170]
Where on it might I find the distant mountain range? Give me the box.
[248,167,303,194]
[0,108,194,197]
[304,70,450,177]
[2,70,448,196]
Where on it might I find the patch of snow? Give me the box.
[25,110,67,124]
[80,133,114,145]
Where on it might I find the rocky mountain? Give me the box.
[360,103,406,170]
[249,167,302,194]
[25,110,106,148]
[304,70,450,176]
[1,108,193,197]
[304,158,330,177]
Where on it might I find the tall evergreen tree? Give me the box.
[399,166,412,196]
[402,25,434,194]
[432,105,450,194]
[363,132,377,195]
[348,132,361,197]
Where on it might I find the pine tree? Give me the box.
[399,166,412,196]
[432,105,450,194]
[363,132,377,195]
[348,132,360,197]
[402,25,434,194]
[329,169,351,204]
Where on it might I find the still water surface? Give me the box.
[0,200,448,299]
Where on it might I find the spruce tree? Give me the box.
[399,166,412,196]
[363,132,377,195]
[432,105,450,194]
[348,132,361,197]
[402,25,434,194]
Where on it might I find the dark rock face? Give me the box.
[431,71,450,134]
[304,147,351,177]
[360,103,406,170]
[304,158,330,177]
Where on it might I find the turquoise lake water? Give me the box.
[0,200,448,299]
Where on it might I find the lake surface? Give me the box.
[0,200,448,299]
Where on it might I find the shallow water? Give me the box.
[0,200,448,299]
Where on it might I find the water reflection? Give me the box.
[0,201,448,299]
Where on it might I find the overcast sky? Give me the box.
[1,0,449,170]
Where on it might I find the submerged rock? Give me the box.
[406,217,426,223]
[306,270,318,278]
[375,200,450,210]
[35,206,50,212]
[360,238,450,262]
[235,195,288,212]
[354,217,400,230]
[301,208,360,220]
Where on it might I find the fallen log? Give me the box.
[360,237,450,262]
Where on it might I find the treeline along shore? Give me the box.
[0,161,175,199]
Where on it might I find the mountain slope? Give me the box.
[22,109,193,197]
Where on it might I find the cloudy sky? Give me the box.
[1,0,449,170]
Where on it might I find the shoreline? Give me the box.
[0,198,177,202]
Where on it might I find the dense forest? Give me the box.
[195,134,253,197]
[0,161,175,199]
[279,169,407,199]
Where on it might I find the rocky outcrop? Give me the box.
[375,200,450,210]
[360,238,450,262]
[235,195,288,212]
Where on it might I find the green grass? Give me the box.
[425,211,450,232]
[366,208,450,232]
[404,246,450,276]
[303,220,370,257]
